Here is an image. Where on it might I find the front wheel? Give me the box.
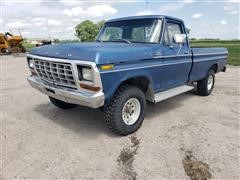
[197,69,215,96]
[104,85,146,135]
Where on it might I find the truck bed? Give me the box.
[190,47,228,82]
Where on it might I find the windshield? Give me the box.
[97,19,162,43]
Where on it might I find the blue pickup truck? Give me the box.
[27,15,227,135]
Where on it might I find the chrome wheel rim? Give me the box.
[207,75,214,91]
[122,98,141,125]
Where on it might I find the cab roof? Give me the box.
[106,15,184,23]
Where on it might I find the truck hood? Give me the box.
[30,42,159,65]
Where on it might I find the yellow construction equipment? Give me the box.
[0,32,26,54]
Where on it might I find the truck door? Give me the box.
[160,20,192,91]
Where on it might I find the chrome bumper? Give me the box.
[27,76,105,108]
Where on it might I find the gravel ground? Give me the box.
[1,55,239,179]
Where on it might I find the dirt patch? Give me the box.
[182,151,212,180]
[117,135,141,180]
[130,134,140,146]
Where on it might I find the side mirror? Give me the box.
[174,34,186,44]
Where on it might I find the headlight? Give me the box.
[27,58,34,69]
[82,67,93,81]
[77,65,93,82]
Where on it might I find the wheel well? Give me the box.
[211,64,218,73]
[120,76,150,93]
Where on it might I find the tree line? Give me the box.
[53,20,104,43]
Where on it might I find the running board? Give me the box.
[154,85,194,103]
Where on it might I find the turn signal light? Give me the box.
[100,64,114,70]
[80,83,101,92]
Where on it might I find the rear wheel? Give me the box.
[104,85,146,135]
[197,69,215,96]
[1,48,10,54]
[49,96,77,109]
[6,48,11,54]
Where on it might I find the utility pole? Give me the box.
[146,0,149,10]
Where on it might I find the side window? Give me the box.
[164,22,182,45]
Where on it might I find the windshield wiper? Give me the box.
[112,38,132,44]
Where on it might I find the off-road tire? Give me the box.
[197,69,215,96]
[104,85,146,135]
[49,96,77,109]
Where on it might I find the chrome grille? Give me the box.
[34,59,76,89]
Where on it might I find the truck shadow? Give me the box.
[34,90,196,137]
[34,103,115,138]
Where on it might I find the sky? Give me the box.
[0,0,239,40]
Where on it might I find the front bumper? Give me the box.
[27,76,105,108]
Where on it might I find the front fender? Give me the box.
[100,68,154,104]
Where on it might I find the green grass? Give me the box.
[22,42,36,52]
[190,40,240,66]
